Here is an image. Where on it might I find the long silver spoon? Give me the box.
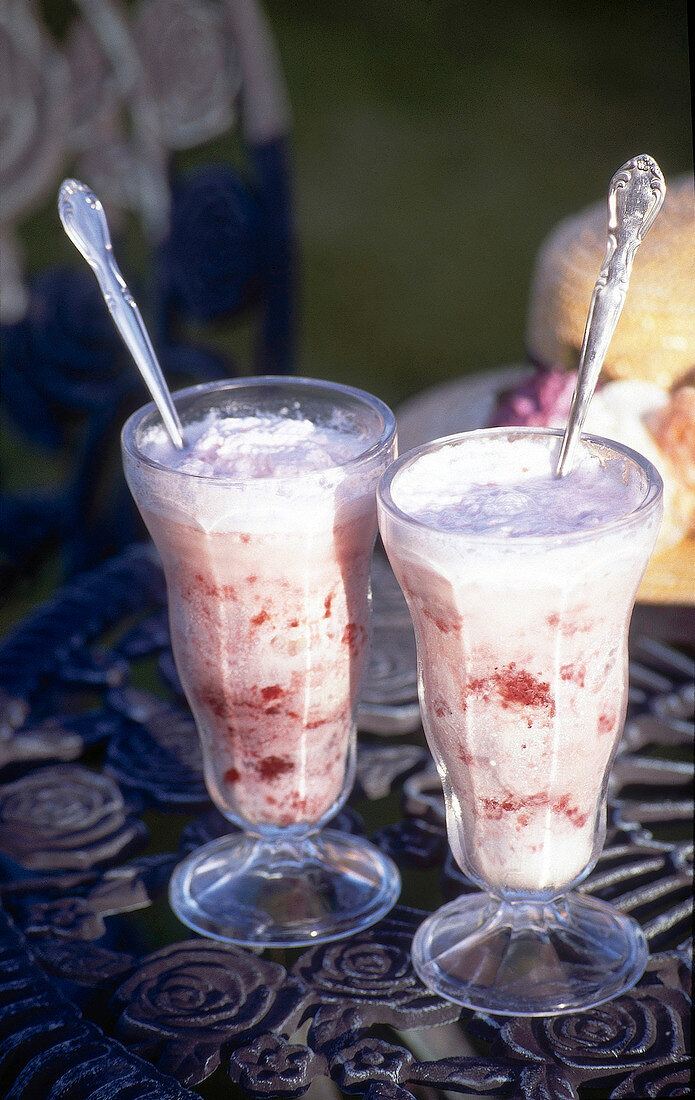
[555,155,665,477]
[58,179,186,450]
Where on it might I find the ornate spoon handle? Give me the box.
[58,179,186,450]
[555,155,665,477]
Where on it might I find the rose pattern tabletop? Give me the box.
[0,543,691,1098]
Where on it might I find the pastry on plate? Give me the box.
[504,172,695,555]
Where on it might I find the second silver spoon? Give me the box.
[555,155,666,477]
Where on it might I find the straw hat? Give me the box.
[526,173,695,390]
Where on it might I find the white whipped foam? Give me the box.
[391,434,645,538]
[142,410,365,478]
[128,407,388,535]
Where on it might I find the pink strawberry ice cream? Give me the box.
[378,429,662,895]
[123,382,394,830]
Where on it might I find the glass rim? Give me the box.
[377,425,664,546]
[121,375,396,484]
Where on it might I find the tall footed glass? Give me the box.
[122,377,400,947]
[378,427,662,1015]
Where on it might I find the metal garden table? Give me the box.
[0,544,691,1099]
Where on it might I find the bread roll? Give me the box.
[526,174,695,390]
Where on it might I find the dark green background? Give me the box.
[19,0,694,407]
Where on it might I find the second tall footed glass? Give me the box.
[122,377,400,946]
[378,427,663,1015]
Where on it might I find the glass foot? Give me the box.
[169,828,401,948]
[412,890,648,1016]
